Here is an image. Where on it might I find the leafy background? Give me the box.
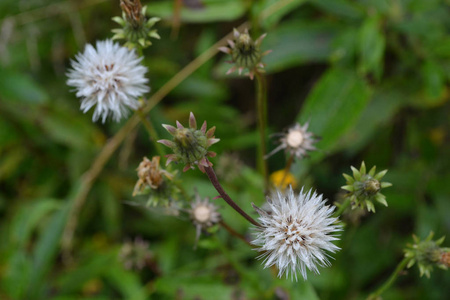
[0,0,449,299]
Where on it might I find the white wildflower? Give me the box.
[266,122,317,160]
[189,194,221,244]
[252,187,341,280]
[67,39,149,122]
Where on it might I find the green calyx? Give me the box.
[112,6,160,49]
[158,112,219,172]
[404,232,449,278]
[341,161,392,212]
[231,32,261,70]
[172,128,209,165]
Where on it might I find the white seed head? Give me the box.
[266,122,317,160]
[189,194,221,244]
[252,187,342,281]
[286,130,304,148]
[67,39,149,123]
[193,205,211,223]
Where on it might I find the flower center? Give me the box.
[194,206,211,223]
[287,131,304,148]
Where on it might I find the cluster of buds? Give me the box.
[189,193,221,244]
[158,112,219,172]
[404,232,450,278]
[265,122,317,160]
[341,162,392,213]
[112,0,160,49]
[219,28,270,80]
[118,237,153,270]
[133,156,177,206]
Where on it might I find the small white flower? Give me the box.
[252,187,341,281]
[189,194,221,244]
[266,122,317,160]
[67,39,149,122]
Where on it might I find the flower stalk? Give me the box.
[204,164,261,227]
[368,257,411,299]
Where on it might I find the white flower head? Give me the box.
[266,122,317,160]
[67,39,149,123]
[252,187,342,281]
[189,193,221,244]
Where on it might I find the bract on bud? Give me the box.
[158,112,219,172]
[219,28,271,80]
[341,161,392,213]
[112,0,160,49]
[404,232,450,278]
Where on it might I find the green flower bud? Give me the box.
[112,0,160,49]
[158,112,219,172]
[218,28,271,80]
[341,161,391,213]
[404,232,450,278]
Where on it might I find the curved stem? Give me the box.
[204,166,261,227]
[220,220,252,247]
[368,257,411,299]
[255,71,269,190]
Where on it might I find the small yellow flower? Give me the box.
[270,169,298,189]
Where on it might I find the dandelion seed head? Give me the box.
[266,122,317,160]
[252,187,342,281]
[67,39,149,122]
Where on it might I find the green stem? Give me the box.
[136,108,165,158]
[255,71,269,190]
[368,257,411,299]
[333,197,351,218]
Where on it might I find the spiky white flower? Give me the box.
[266,122,317,160]
[189,193,221,244]
[67,39,149,122]
[252,187,341,281]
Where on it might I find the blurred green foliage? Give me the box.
[0,0,449,299]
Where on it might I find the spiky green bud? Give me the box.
[341,161,391,213]
[112,1,160,49]
[218,28,271,80]
[404,232,450,278]
[158,112,219,173]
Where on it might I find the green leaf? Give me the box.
[0,69,48,104]
[358,16,385,80]
[298,67,371,153]
[263,20,342,73]
[146,0,246,23]
[310,0,363,19]
[257,0,307,28]
[105,265,148,300]
[10,199,60,248]
[39,107,104,150]
[26,200,71,299]
[422,60,446,102]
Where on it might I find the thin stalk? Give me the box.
[368,257,411,299]
[280,155,294,188]
[136,108,165,158]
[333,197,351,218]
[254,71,269,190]
[204,165,261,227]
[219,220,252,247]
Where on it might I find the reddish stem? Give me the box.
[204,166,261,227]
